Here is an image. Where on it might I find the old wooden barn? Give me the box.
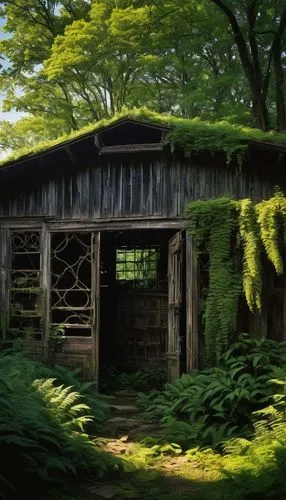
[0,114,286,385]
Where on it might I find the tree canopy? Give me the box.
[0,0,285,152]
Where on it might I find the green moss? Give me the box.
[2,106,286,166]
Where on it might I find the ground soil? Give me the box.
[81,392,217,500]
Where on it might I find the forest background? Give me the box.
[0,0,285,156]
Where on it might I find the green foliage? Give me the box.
[186,197,241,363]
[143,335,286,449]
[1,0,286,136]
[100,366,166,394]
[186,194,286,361]
[200,377,286,499]
[1,108,286,166]
[48,324,66,352]
[238,199,262,312]
[0,351,118,499]
[256,194,286,274]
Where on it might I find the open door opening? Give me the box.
[99,229,184,388]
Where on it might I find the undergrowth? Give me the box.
[100,366,166,394]
[140,335,286,449]
[189,377,286,499]
[0,350,119,499]
[186,193,286,363]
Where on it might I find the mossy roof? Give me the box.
[1,107,286,167]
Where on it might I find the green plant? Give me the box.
[211,377,286,499]
[238,198,262,312]
[0,350,118,499]
[186,197,241,363]
[143,335,286,449]
[100,367,166,393]
[48,324,66,352]
[2,108,286,167]
[186,193,286,363]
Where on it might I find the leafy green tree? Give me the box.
[0,0,285,151]
[0,0,91,131]
[209,0,286,130]
[44,1,145,119]
[0,115,67,152]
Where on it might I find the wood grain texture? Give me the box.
[185,233,199,370]
[0,225,8,338]
[0,154,283,220]
[167,232,183,382]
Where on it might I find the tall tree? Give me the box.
[209,0,286,130]
[0,0,285,148]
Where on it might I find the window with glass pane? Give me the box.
[116,246,159,287]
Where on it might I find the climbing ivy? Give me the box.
[186,194,286,365]
[186,198,241,364]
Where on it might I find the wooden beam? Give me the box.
[46,218,186,232]
[0,225,8,339]
[92,232,100,388]
[99,143,164,154]
[42,224,51,362]
[64,145,78,168]
[186,232,199,370]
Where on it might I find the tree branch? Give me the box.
[209,0,253,83]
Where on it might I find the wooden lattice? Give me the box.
[51,232,94,336]
[117,292,168,368]
[9,231,42,340]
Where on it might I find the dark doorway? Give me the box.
[99,229,182,380]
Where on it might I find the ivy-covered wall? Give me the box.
[186,193,286,365]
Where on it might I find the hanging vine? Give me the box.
[256,194,286,275]
[186,193,286,365]
[186,198,241,364]
[238,199,262,313]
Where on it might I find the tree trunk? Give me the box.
[273,37,286,131]
[251,86,270,131]
[209,0,271,131]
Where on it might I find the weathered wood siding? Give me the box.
[0,225,8,336]
[0,154,283,220]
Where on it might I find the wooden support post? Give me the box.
[42,224,51,361]
[0,225,8,339]
[186,232,199,371]
[92,232,101,388]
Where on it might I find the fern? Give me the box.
[144,335,286,449]
[0,351,119,499]
[186,194,286,363]
[238,199,262,312]
[256,195,285,274]
[186,197,242,363]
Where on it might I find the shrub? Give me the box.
[194,377,286,499]
[100,366,166,393]
[0,351,119,499]
[144,335,286,448]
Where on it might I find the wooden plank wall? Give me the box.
[0,224,8,337]
[0,156,282,220]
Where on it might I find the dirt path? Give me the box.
[83,392,201,500]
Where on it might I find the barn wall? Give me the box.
[0,154,282,219]
[0,224,8,336]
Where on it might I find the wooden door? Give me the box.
[167,232,183,382]
[49,231,101,383]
